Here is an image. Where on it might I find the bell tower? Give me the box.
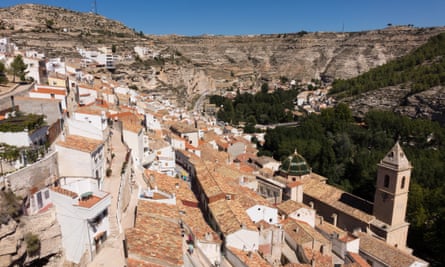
[373,142,411,249]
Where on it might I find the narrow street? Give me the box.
[87,128,145,267]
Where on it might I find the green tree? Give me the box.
[10,55,27,82]
[111,44,117,53]
[24,232,40,255]
[261,83,269,94]
[0,62,7,84]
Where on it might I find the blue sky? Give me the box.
[1,0,444,35]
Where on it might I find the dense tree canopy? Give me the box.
[259,105,445,266]
[330,33,445,98]
[209,86,298,128]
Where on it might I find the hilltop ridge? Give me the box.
[1,4,445,115]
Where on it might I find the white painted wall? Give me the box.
[226,229,259,251]
[182,131,199,148]
[145,112,162,131]
[0,131,30,147]
[289,208,316,228]
[23,57,41,84]
[28,188,52,215]
[29,92,67,110]
[50,178,111,264]
[346,237,360,254]
[123,129,143,165]
[246,205,278,225]
[46,58,66,75]
[196,241,221,266]
[73,112,107,131]
[67,119,104,141]
[55,144,105,181]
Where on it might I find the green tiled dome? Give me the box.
[280,150,311,176]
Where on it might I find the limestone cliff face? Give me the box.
[154,27,445,86]
[0,209,62,267]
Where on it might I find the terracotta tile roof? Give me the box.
[117,112,143,133]
[148,137,170,150]
[136,200,180,222]
[75,106,105,116]
[170,122,197,134]
[227,247,272,267]
[282,218,329,246]
[178,204,221,243]
[235,152,256,163]
[56,135,104,153]
[126,201,183,267]
[303,247,333,267]
[236,186,271,210]
[125,224,183,267]
[127,258,164,267]
[76,193,109,208]
[355,232,428,267]
[302,174,375,222]
[347,252,371,267]
[238,162,255,173]
[144,170,198,206]
[208,199,257,235]
[315,221,348,240]
[277,200,310,216]
[51,186,78,198]
[31,86,66,96]
[199,143,227,163]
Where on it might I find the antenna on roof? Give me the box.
[91,0,97,14]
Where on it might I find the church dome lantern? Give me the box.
[279,149,311,179]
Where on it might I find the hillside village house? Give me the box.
[73,106,109,136]
[46,58,66,75]
[145,137,176,177]
[78,83,98,106]
[29,84,67,110]
[170,122,201,148]
[119,113,144,166]
[50,177,111,264]
[55,135,106,186]
[47,72,67,87]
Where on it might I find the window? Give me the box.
[44,190,50,199]
[401,176,406,189]
[384,175,390,188]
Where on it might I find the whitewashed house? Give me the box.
[55,135,106,185]
[50,177,111,264]
[121,114,144,166]
[277,200,316,227]
[208,199,260,252]
[29,85,67,110]
[23,56,41,83]
[66,118,105,141]
[46,58,66,75]
[146,138,176,177]
[78,83,98,106]
[73,107,108,133]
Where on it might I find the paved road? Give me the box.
[0,82,34,109]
